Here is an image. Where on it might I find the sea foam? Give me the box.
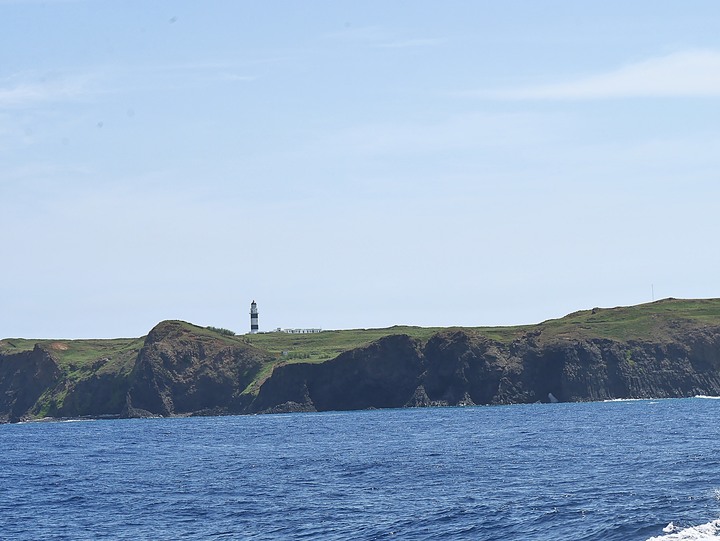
[646,520,720,541]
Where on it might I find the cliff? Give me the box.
[0,345,61,423]
[3,298,720,422]
[125,320,270,417]
[250,334,425,413]
[249,325,720,413]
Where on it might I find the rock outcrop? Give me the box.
[56,371,131,419]
[249,328,720,412]
[250,334,424,413]
[0,345,62,423]
[125,321,270,417]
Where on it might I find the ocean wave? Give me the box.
[646,520,720,541]
[601,396,720,403]
[602,398,658,403]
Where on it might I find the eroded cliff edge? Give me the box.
[249,326,720,413]
[0,345,61,423]
[3,298,720,422]
[125,320,271,417]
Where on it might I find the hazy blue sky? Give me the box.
[3,1,720,338]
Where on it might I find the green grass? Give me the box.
[241,325,444,364]
[174,321,246,346]
[535,298,720,342]
[0,338,38,355]
[5,298,720,400]
[224,299,720,393]
[0,337,144,379]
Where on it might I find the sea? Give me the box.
[1,398,719,541]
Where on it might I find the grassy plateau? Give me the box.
[3,298,720,394]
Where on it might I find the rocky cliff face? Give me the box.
[3,312,720,422]
[0,345,62,423]
[125,321,270,417]
[55,370,131,419]
[0,346,135,421]
[249,328,720,413]
[250,334,425,413]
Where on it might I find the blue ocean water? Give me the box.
[1,398,719,541]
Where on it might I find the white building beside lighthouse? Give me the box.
[248,300,323,334]
[250,300,259,334]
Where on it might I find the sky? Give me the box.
[2,1,720,338]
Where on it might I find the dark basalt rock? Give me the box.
[250,334,425,413]
[422,330,506,406]
[0,345,62,423]
[4,312,720,422]
[250,328,720,412]
[125,321,269,417]
[56,372,131,418]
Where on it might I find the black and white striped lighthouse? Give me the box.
[250,300,259,334]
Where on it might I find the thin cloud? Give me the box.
[474,50,720,100]
[0,0,86,3]
[290,112,566,162]
[122,61,262,87]
[1,163,92,182]
[216,73,258,82]
[0,60,261,109]
[375,38,446,49]
[324,25,388,42]
[142,56,281,72]
[325,25,444,49]
[0,72,96,108]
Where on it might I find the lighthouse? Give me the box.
[250,300,259,334]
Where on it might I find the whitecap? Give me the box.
[694,395,720,400]
[646,519,720,541]
[603,398,656,403]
